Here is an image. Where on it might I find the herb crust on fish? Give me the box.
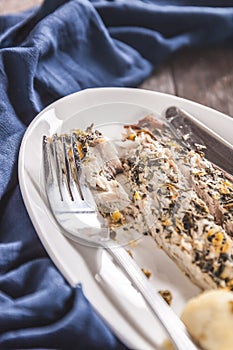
[68,115,233,291]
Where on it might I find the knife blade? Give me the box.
[165,106,233,175]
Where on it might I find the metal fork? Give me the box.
[43,134,199,350]
[43,133,109,245]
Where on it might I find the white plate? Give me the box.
[18,88,233,350]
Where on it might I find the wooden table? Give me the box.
[1,0,233,118]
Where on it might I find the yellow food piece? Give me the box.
[110,210,123,223]
[77,144,84,159]
[127,133,137,141]
[181,290,233,350]
[206,228,215,237]
[133,191,142,200]
[221,241,231,254]
[212,232,224,246]
[162,219,172,227]
[217,184,230,195]
[206,231,224,254]
[224,180,233,188]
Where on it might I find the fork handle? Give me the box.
[105,244,199,350]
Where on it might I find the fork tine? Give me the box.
[43,135,53,186]
[71,133,84,200]
[61,135,74,201]
[52,134,66,201]
[61,134,87,203]
[43,135,64,203]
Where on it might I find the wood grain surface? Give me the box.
[1,0,233,118]
[0,0,42,14]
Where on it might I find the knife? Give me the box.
[165,106,233,176]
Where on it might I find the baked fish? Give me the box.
[64,115,233,291]
[119,118,233,290]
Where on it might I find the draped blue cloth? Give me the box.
[1,0,233,348]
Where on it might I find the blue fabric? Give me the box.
[1,0,233,348]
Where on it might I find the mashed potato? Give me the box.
[181,290,233,350]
